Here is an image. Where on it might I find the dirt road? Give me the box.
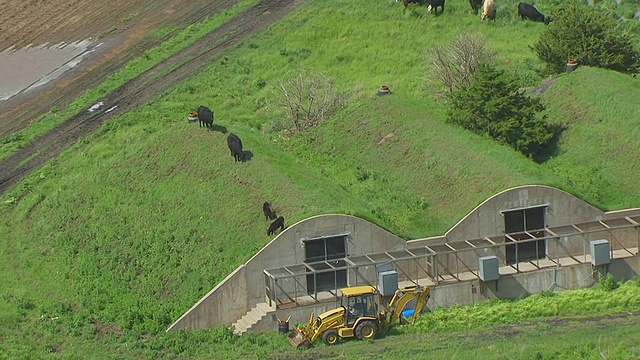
[0,0,299,195]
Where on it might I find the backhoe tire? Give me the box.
[355,321,377,340]
[322,329,339,345]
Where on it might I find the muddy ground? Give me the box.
[0,0,300,195]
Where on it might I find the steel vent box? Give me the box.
[478,256,499,281]
[590,239,610,265]
[379,270,398,296]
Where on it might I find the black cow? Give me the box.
[198,105,214,130]
[227,133,244,162]
[517,3,549,24]
[427,0,445,15]
[267,216,285,236]
[263,202,277,221]
[470,0,483,14]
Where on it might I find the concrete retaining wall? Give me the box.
[168,265,248,331]
[168,185,640,332]
[255,255,640,334]
[430,255,640,308]
[168,214,405,331]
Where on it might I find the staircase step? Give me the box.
[234,317,249,327]
[235,318,248,328]
[247,313,261,323]
[244,312,262,321]
[232,302,275,336]
[257,302,272,312]
[233,321,249,335]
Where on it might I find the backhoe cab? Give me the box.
[288,284,430,347]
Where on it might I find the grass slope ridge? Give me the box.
[541,66,640,209]
[1,0,639,358]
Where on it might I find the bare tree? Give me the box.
[425,33,495,97]
[267,69,354,132]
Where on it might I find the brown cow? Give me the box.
[482,0,496,21]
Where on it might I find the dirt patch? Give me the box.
[92,318,124,340]
[560,99,593,127]
[530,77,560,95]
[0,0,239,136]
[490,311,640,339]
[376,131,396,145]
[0,0,301,195]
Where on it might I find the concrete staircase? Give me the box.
[232,302,274,336]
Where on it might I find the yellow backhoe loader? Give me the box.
[288,284,430,347]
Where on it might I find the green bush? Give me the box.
[598,273,620,292]
[533,5,640,74]
[447,65,559,162]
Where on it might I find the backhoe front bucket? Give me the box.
[288,325,311,348]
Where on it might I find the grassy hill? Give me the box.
[541,66,640,208]
[1,0,639,358]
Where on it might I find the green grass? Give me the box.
[541,66,640,208]
[277,317,640,360]
[1,0,639,358]
[407,278,640,334]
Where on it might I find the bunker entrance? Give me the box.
[504,206,547,265]
[304,234,348,294]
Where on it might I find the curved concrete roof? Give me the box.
[444,185,603,242]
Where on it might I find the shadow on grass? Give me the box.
[533,123,567,164]
[211,124,228,133]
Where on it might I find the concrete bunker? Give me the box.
[167,185,640,335]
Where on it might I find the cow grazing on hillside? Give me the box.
[267,216,285,236]
[517,3,549,24]
[481,0,496,21]
[227,133,244,162]
[197,105,214,130]
[263,202,277,221]
[427,0,445,15]
[470,0,483,14]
